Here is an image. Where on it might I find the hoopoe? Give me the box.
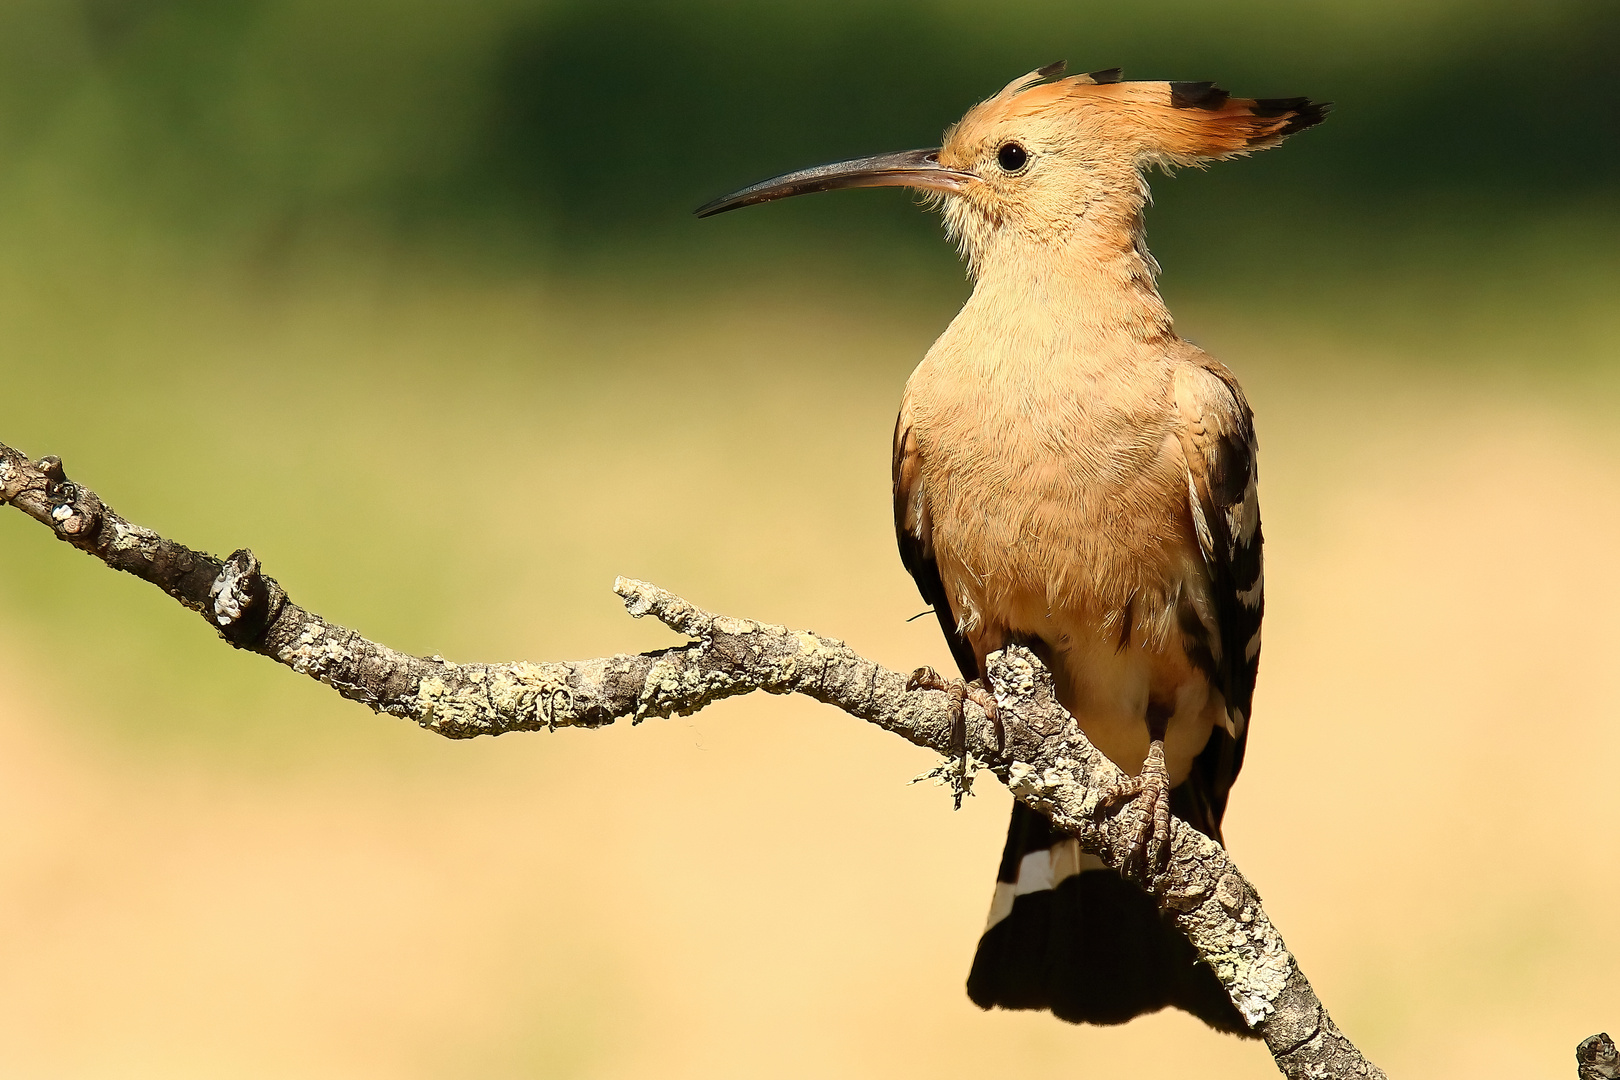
[699,63,1325,1033]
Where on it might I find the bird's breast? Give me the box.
[901,339,1197,647]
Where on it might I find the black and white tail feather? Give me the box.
[965,801,1249,1032]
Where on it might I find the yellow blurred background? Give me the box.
[0,1,1616,1077]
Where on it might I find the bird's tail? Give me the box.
[965,801,1253,1035]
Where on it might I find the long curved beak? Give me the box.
[694,148,975,218]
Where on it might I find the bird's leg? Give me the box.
[1100,704,1174,882]
[907,666,1001,809]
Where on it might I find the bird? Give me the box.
[697,62,1326,1034]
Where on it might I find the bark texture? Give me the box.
[1580,1034,1620,1080]
[17,434,1591,1080]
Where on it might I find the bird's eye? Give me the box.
[996,142,1028,173]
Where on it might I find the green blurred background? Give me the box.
[0,2,1616,1077]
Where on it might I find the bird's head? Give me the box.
[697,63,1326,276]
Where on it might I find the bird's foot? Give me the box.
[907,666,1001,809]
[1100,739,1173,882]
[906,666,1002,747]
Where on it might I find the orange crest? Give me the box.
[950,65,1328,168]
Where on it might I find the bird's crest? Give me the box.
[950,65,1328,167]
[979,61,1124,105]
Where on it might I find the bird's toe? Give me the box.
[907,665,945,693]
[1102,742,1173,882]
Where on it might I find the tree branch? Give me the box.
[2,438,1394,1077]
[1580,1034,1620,1080]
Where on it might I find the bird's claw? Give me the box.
[906,666,1002,809]
[905,665,944,694]
[1100,739,1173,883]
[906,667,1003,749]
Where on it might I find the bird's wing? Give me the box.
[1171,360,1264,839]
[893,416,980,681]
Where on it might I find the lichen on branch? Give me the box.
[1,436,1392,1079]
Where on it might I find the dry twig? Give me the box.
[19,433,1600,1080]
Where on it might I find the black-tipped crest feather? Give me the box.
[1169,81,1231,110]
[1258,97,1331,137]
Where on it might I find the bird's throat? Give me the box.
[966,235,1174,346]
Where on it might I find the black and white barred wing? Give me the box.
[1172,360,1264,839]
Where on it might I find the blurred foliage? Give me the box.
[0,0,1613,264]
